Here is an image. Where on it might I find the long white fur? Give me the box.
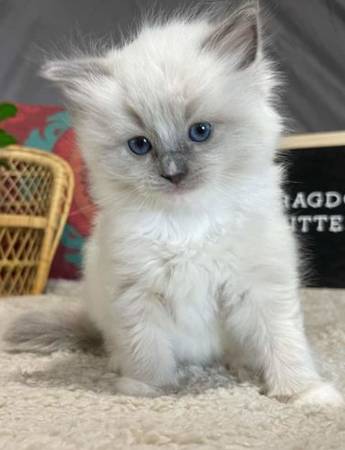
[35,2,343,403]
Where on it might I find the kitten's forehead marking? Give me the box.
[126,104,146,130]
[124,92,204,141]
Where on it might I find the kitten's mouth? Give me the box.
[148,174,204,198]
[163,179,201,196]
[167,185,189,195]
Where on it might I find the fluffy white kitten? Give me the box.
[5,1,343,404]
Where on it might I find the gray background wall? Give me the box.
[1,0,345,133]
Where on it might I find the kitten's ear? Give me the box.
[203,1,260,70]
[41,57,111,102]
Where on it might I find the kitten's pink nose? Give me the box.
[162,172,186,184]
[159,152,188,185]
[161,172,187,185]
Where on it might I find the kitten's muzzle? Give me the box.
[159,152,188,185]
[161,172,187,185]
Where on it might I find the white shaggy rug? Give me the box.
[0,284,344,450]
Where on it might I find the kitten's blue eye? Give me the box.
[189,122,212,143]
[128,136,152,155]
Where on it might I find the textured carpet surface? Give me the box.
[0,285,344,450]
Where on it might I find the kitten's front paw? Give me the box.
[115,377,163,397]
[291,383,344,407]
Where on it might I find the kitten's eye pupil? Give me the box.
[189,122,212,143]
[128,136,152,155]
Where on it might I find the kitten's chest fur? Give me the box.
[104,205,241,293]
[91,207,245,363]
[145,230,238,363]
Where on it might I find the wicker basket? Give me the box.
[0,146,74,296]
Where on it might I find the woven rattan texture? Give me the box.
[1,158,54,216]
[0,146,74,296]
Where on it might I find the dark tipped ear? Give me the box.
[40,57,111,101]
[202,1,260,70]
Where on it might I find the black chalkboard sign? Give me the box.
[280,132,345,288]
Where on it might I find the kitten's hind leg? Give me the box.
[223,285,343,407]
[109,288,177,397]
